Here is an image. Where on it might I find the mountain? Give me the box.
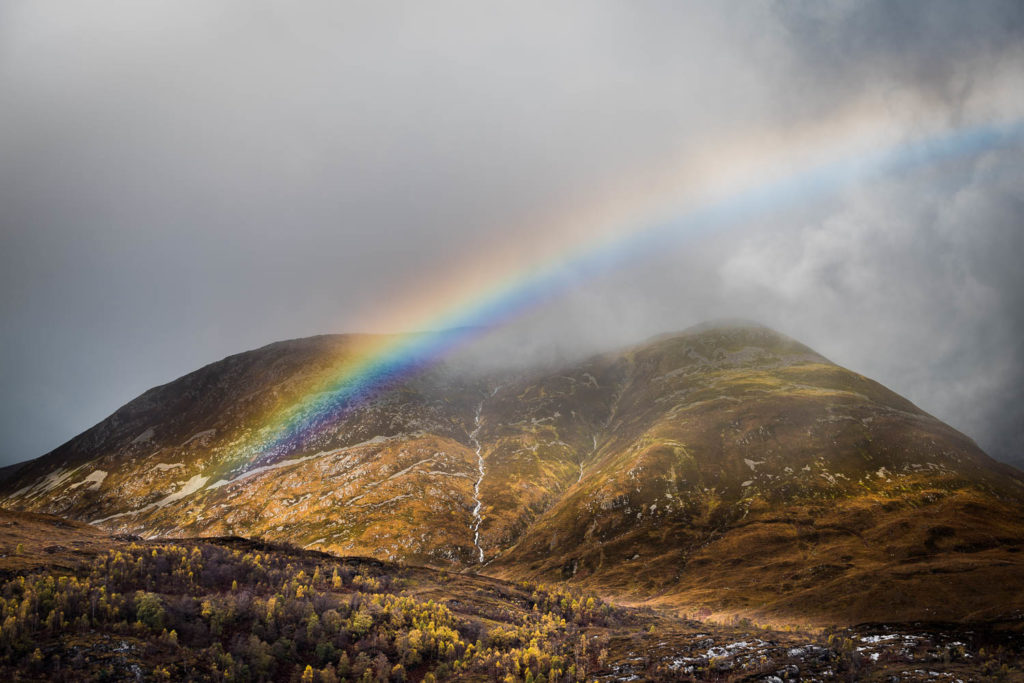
[3,322,1024,625]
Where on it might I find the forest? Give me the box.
[0,536,625,682]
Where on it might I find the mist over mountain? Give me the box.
[2,1,1024,471]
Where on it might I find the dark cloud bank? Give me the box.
[1,1,1022,466]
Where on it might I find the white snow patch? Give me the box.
[385,457,437,481]
[181,429,216,446]
[153,463,184,472]
[15,466,81,498]
[346,433,418,450]
[207,453,322,489]
[155,475,209,507]
[744,458,764,471]
[42,467,77,492]
[132,428,155,444]
[7,484,33,498]
[69,470,107,491]
[704,639,768,659]
[93,503,157,525]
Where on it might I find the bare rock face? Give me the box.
[4,322,1024,623]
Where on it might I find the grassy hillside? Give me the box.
[484,327,1024,624]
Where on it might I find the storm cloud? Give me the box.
[1,1,1022,466]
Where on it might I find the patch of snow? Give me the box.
[93,503,157,525]
[154,474,209,507]
[153,463,184,472]
[69,470,107,491]
[422,470,471,478]
[346,433,415,449]
[786,644,828,658]
[208,453,322,489]
[7,483,33,498]
[42,467,77,493]
[703,639,768,659]
[744,458,764,471]
[15,466,81,498]
[181,429,216,446]
[132,428,155,444]
[385,457,438,481]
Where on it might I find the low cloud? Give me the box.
[1,1,1022,464]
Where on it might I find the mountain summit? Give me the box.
[3,323,1023,623]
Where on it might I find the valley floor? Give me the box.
[0,510,1022,682]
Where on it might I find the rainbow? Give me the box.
[226,115,1024,471]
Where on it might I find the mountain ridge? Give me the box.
[2,322,1023,624]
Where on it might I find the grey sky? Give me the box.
[1,1,1022,466]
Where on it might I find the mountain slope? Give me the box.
[3,323,1023,624]
[0,333,492,565]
